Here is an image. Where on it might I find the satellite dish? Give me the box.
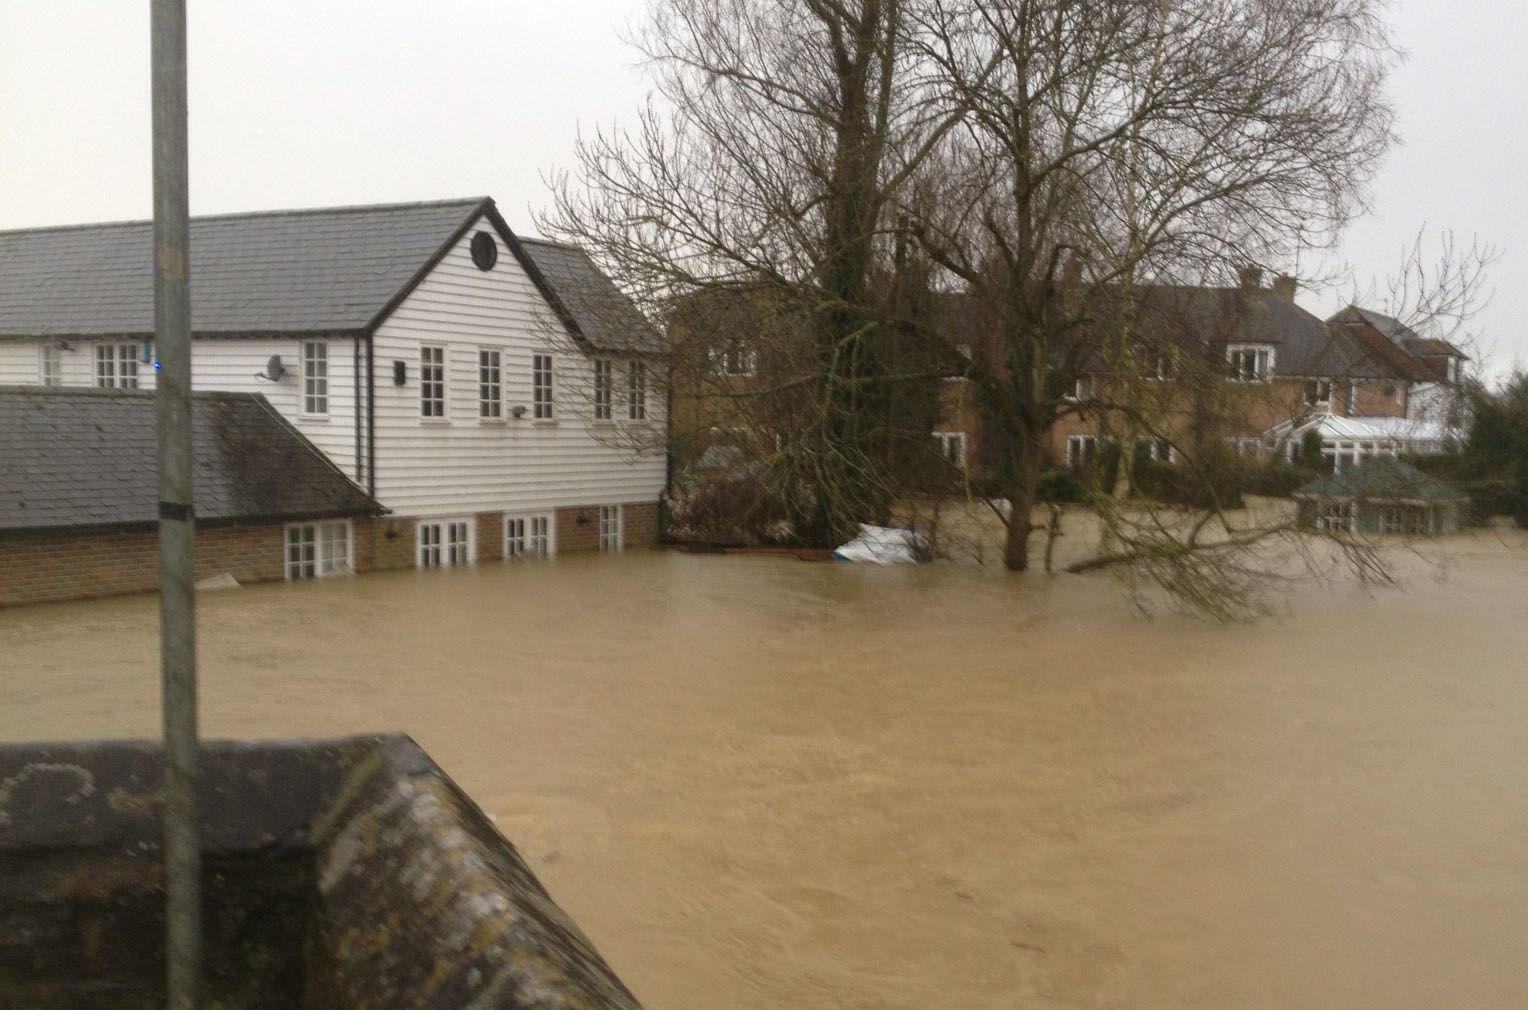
[257,355,286,382]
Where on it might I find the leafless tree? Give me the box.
[901,0,1399,571]
[542,0,978,545]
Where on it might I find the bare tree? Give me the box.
[543,0,977,545]
[901,0,1398,570]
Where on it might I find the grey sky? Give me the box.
[2,1,1521,381]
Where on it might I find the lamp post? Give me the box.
[151,1,200,1006]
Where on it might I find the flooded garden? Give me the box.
[4,534,1528,1009]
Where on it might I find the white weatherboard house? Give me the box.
[0,197,666,579]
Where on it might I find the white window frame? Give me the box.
[301,340,328,416]
[1226,344,1274,383]
[416,518,474,568]
[1141,347,1174,381]
[598,504,623,553]
[1305,378,1332,407]
[593,358,613,421]
[1066,374,1094,401]
[1135,436,1174,463]
[1228,436,1262,458]
[1316,501,1355,533]
[627,361,648,421]
[283,519,353,580]
[711,343,757,377]
[933,431,967,468]
[38,343,62,386]
[504,512,556,560]
[478,347,503,421]
[95,342,140,389]
[420,344,447,420]
[1067,434,1098,468]
[532,352,555,420]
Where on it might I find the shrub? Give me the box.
[1243,460,1319,498]
[1174,440,1247,510]
[1035,468,1086,503]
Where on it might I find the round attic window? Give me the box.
[470,231,498,271]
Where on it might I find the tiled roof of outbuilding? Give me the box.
[0,385,382,531]
[1293,457,1465,503]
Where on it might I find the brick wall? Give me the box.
[0,517,391,608]
[476,511,504,563]
[368,517,417,571]
[555,501,659,554]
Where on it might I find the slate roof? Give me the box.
[1292,457,1465,503]
[1126,286,1361,377]
[0,198,486,338]
[0,385,382,531]
[516,239,665,355]
[1329,305,1467,361]
[0,197,663,354]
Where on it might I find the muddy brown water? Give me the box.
[4,533,1528,1009]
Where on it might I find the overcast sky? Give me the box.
[2,1,1522,381]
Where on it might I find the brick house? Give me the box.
[0,386,384,607]
[0,197,667,580]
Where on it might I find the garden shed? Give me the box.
[1293,457,1466,535]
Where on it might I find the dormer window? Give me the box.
[1305,378,1332,406]
[1067,374,1093,401]
[1226,344,1274,383]
[1446,357,1459,383]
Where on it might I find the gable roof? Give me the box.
[1293,457,1465,503]
[515,239,665,355]
[0,198,488,338]
[1099,286,1379,378]
[1329,305,1467,362]
[0,198,664,354]
[0,385,383,531]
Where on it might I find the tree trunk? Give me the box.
[1001,433,1042,571]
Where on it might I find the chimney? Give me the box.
[1237,265,1264,291]
[1271,273,1297,303]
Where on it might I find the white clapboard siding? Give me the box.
[0,336,359,479]
[370,224,666,517]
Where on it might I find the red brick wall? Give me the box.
[0,517,392,608]
[476,512,505,562]
[555,501,659,554]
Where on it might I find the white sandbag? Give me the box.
[833,524,926,564]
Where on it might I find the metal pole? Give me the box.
[151,1,200,1007]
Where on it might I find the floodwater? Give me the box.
[4,532,1528,1010]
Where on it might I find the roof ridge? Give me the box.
[0,383,265,401]
[0,196,491,238]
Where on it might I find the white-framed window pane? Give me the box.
[447,522,470,565]
[39,344,62,386]
[420,345,445,418]
[318,520,350,574]
[598,504,622,553]
[627,362,647,420]
[533,353,554,419]
[506,514,553,560]
[479,349,502,419]
[593,359,613,420]
[95,343,139,389]
[529,516,550,558]
[284,524,316,580]
[302,340,328,414]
